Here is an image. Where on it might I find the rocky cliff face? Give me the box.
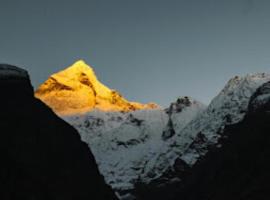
[35,60,158,115]
[0,64,118,200]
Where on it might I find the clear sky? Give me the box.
[1,0,270,106]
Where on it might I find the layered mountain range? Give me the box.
[34,61,270,200]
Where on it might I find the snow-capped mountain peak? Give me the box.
[35,60,159,115]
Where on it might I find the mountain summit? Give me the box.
[35,60,158,115]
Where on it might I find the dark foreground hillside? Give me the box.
[0,64,118,200]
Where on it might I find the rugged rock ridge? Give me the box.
[0,64,118,200]
[35,60,158,115]
[163,96,206,140]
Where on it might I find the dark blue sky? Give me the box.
[1,0,270,106]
